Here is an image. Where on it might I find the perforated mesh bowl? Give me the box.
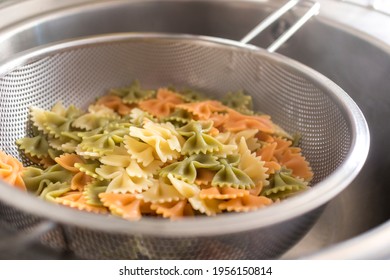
[0,34,369,259]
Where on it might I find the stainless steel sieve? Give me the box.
[0,2,369,259]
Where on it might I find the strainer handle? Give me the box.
[240,0,320,53]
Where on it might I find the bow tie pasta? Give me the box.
[1,80,313,221]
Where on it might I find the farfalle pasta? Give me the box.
[0,80,313,221]
[0,151,26,191]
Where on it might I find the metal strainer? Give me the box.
[0,3,369,259]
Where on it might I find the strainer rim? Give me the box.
[0,33,370,236]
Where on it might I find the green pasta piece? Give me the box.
[74,161,104,181]
[52,102,83,119]
[83,180,109,206]
[72,113,120,130]
[48,131,82,153]
[47,148,62,161]
[104,122,131,134]
[162,108,192,126]
[262,168,309,200]
[13,82,314,220]
[43,113,73,138]
[291,132,302,147]
[35,103,83,138]
[177,88,206,102]
[40,182,71,203]
[77,125,129,156]
[61,131,82,142]
[222,90,254,115]
[22,164,74,194]
[263,185,307,201]
[160,154,220,183]
[178,121,223,155]
[212,155,254,189]
[77,128,104,138]
[16,134,50,159]
[110,80,155,104]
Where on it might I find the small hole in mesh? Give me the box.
[0,39,353,186]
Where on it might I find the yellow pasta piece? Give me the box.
[11,82,313,221]
[168,173,200,198]
[227,129,261,152]
[100,145,162,178]
[129,119,184,162]
[136,177,185,203]
[96,165,153,194]
[188,195,221,216]
[237,137,269,186]
[123,136,156,167]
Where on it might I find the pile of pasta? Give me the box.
[1,80,313,220]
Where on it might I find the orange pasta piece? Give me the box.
[55,154,93,190]
[0,151,26,191]
[71,172,94,191]
[151,200,194,220]
[55,153,85,172]
[209,112,228,130]
[139,88,184,118]
[39,156,56,168]
[199,186,249,200]
[177,100,227,120]
[261,137,312,180]
[256,131,275,143]
[99,193,151,221]
[272,137,293,159]
[248,183,264,196]
[195,169,216,186]
[256,142,281,175]
[57,191,108,214]
[223,110,275,134]
[218,194,273,212]
[95,95,135,116]
[278,148,313,181]
[27,153,56,168]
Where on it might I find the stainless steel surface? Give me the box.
[239,0,321,52]
[265,1,320,52]
[338,0,390,15]
[0,0,388,259]
[0,32,368,259]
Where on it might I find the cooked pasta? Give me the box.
[0,80,313,220]
[0,150,26,190]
